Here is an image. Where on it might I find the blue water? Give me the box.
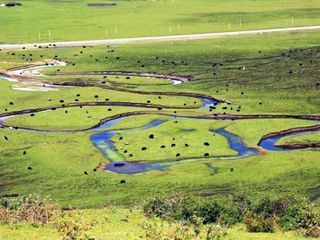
[90,119,170,174]
[199,97,218,109]
[212,128,258,158]
[0,74,18,82]
[259,128,320,151]
[90,116,259,174]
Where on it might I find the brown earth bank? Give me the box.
[277,143,320,149]
[260,124,320,140]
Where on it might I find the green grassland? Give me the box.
[0,30,319,205]
[0,0,320,43]
[0,79,201,114]
[43,74,173,86]
[0,115,319,208]
[0,24,319,239]
[1,30,320,116]
[4,106,147,130]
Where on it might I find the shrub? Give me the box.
[143,194,184,219]
[253,197,276,218]
[205,224,228,240]
[244,214,275,233]
[301,223,320,238]
[0,194,58,224]
[196,202,223,224]
[140,220,228,240]
[279,199,320,233]
[141,221,198,240]
[57,213,96,240]
[144,194,319,236]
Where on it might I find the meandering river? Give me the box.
[0,63,319,174]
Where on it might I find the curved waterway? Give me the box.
[0,63,319,174]
[89,116,319,174]
[90,118,260,174]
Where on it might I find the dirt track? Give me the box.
[1,26,320,50]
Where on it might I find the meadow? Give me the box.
[0,0,320,43]
[0,8,319,239]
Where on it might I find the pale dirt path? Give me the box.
[1,26,320,50]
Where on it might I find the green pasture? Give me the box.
[1,30,319,116]
[0,114,319,208]
[0,0,320,43]
[43,74,173,86]
[0,80,202,114]
[0,22,319,239]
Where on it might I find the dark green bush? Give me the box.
[143,194,184,219]
[144,194,320,236]
[144,195,245,226]
[244,214,275,233]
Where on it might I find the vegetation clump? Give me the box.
[0,194,58,224]
[144,194,320,237]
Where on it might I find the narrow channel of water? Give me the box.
[0,64,318,174]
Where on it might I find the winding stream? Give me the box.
[0,63,319,174]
